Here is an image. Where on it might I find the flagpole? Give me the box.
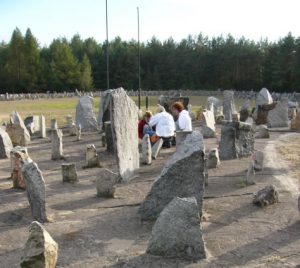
[137,7,141,109]
[106,0,109,90]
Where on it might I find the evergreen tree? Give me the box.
[80,53,93,90]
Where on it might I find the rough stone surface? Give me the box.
[253,185,279,207]
[85,144,100,168]
[10,111,30,139]
[96,169,119,197]
[22,162,48,222]
[110,88,139,181]
[207,96,223,119]
[10,147,32,189]
[98,90,113,130]
[24,116,40,135]
[202,109,216,138]
[253,151,264,171]
[223,90,236,121]
[256,88,273,106]
[51,129,63,160]
[142,134,152,165]
[176,131,192,148]
[76,95,98,132]
[268,98,289,128]
[0,128,13,159]
[104,121,114,153]
[151,138,163,160]
[254,88,276,125]
[219,121,254,160]
[207,148,220,169]
[6,123,30,146]
[20,221,58,268]
[139,131,205,221]
[62,163,78,183]
[255,125,270,139]
[147,197,206,261]
[39,116,46,138]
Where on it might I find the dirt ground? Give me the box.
[0,125,300,268]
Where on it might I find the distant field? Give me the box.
[0,95,252,127]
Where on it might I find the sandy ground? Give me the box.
[0,126,300,268]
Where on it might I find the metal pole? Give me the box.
[106,0,109,90]
[137,7,141,109]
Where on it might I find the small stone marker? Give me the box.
[142,134,152,165]
[62,163,78,183]
[253,151,264,171]
[246,160,255,185]
[207,148,220,169]
[253,185,279,207]
[39,115,46,138]
[85,144,100,168]
[0,128,13,159]
[101,134,106,147]
[76,124,81,141]
[22,162,48,222]
[147,197,206,261]
[139,131,205,221]
[202,109,216,138]
[151,138,163,160]
[11,147,32,189]
[20,221,58,268]
[96,169,119,197]
[255,125,269,139]
[223,90,237,121]
[51,129,64,160]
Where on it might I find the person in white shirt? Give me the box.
[171,102,192,131]
[149,105,176,138]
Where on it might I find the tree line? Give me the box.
[0,27,300,93]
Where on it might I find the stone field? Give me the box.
[0,88,300,267]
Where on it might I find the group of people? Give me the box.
[138,101,192,148]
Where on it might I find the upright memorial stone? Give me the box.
[202,109,216,138]
[76,95,98,132]
[39,115,46,138]
[51,129,64,160]
[0,128,13,159]
[139,131,205,221]
[98,89,113,130]
[254,88,276,125]
[223,90,237,121]
[267,98,289,128]
[110,88,139,181]
[22,162,48,222]
[142,134,152,165]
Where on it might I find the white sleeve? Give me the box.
[178,115,187,130]
[149,114,160,127]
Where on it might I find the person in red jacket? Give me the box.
[138,111,153,139]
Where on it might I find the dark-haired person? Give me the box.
[171,101,192,131]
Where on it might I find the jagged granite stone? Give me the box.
[139,131,205,221]
[142,134,152,165]
[147,197,206,261]
[0,128,13,159]
[22,162,48,222]
[110,88,139,181]
[20,221,58,268]
[253,185,279,207]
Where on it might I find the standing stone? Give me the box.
[139,131,205,221]
[101,134,106,147]
[96,169,119,197]
[20,221,58,268]
[246,160,255,185]
[66,115,73,128]
[240,99,251,122]
[50,119,57,130]
[62,163,78,183]
[254,88,277,125]
[207,96,223,120]
[85,144,100,168]
[39,115,46,138]
[6,124,30,146]
[223,90,236,121]
[24,116,40,135]
[176,131,192,148]
[0,128,13,159]
[10,111,30,138]
[104,121,114,153]
[253,185,279,207]
[219,121,254,160]
[253,151,264,171]
[255,125,270,138]
[202,109,216,138]
[207,148,220,169]
[187,104,196,121]
[151,138,163,160]
[110,88,139,181]
[22,162,48,222]
[69,123,77,136]
[75,95,98,132]
[51,129,63,160]
[147,197,206,261]
[142,134,152,165]
[267,98,289,128]
[98,90,113,130]
[10,147,32,189]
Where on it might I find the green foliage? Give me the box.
[1,29,300,92]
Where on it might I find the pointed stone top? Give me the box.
[257,88,273,106]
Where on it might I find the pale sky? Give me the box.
[0,0,300,46]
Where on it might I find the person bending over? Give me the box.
[171,101,192,131]
[138,111,153,140]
